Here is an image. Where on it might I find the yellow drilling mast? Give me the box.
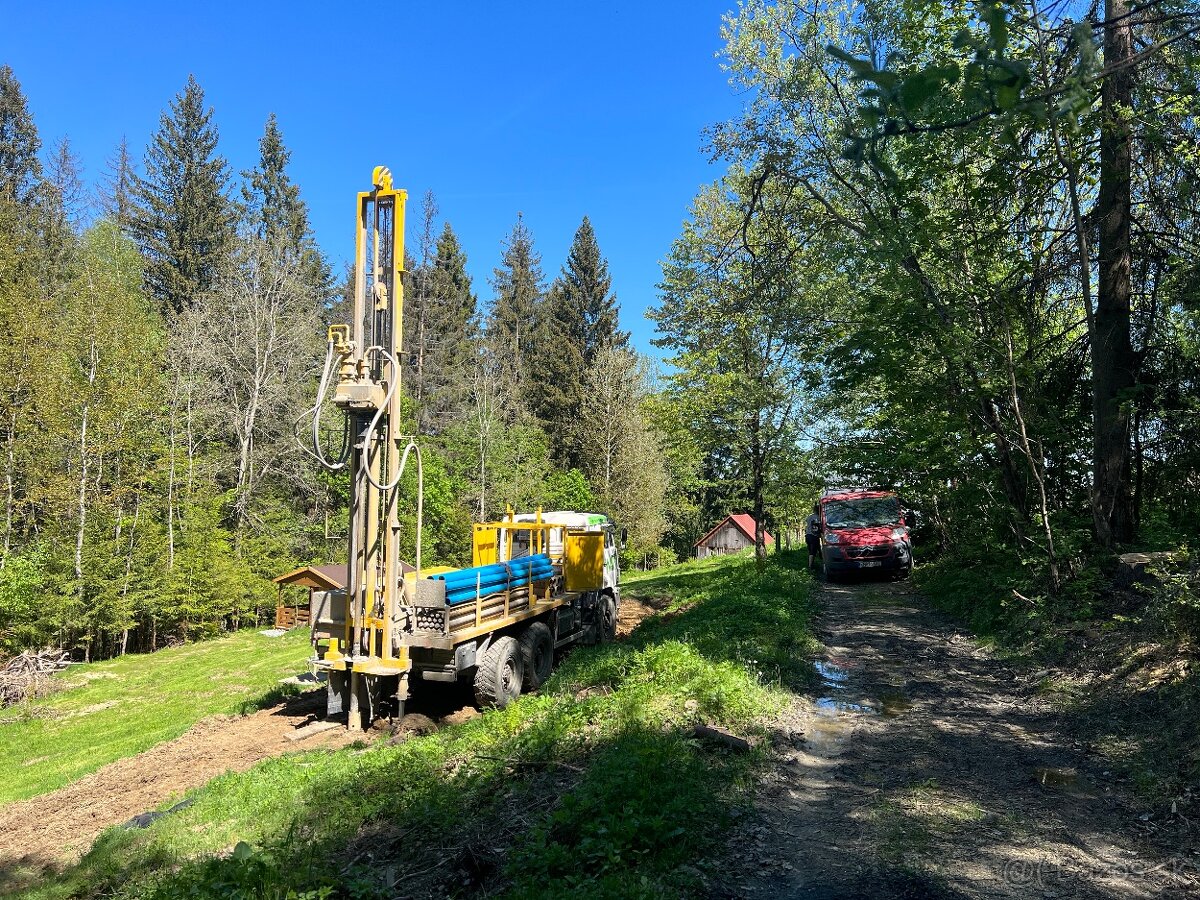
[300,167,623,733]
[321,166,417,730]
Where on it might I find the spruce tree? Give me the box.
[560,216,628,363]
[242,113,304,246]
[531,216,628,465]
[488,213,544,402]
[99,136,136,231]
[0,65,42,206]
[422,221,478,431]
[241,113,330,296]
[131,75,235,314]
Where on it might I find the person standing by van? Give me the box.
[805,504,821,570]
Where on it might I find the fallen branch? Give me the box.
[475,754,584,773]
[0,648,71,706]
[692,724,755,752]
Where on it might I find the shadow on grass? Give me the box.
[22,554,823,900]
[234,681,310,716]
[1058,664,1200,797]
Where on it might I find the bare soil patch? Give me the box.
[715,577,1200,898]
[0,689,356,870]
[617,594,670,637]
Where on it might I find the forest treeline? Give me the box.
[3,0,1199,659]
[653,0,1199,625]
[0,71,717,660]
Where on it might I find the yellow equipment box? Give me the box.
[565,531,604,592]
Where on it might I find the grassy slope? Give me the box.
[0,628,311,806]
[24,551,817,900]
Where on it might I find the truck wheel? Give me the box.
[599,594,618,643]
[519,622,554,691]
[474,636,523,709]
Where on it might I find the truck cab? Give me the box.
[511,510,620,602]
[818,490,913,578]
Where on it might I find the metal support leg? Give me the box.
[327,670,350,719]
[349,671,371,731]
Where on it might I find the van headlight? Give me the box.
[891,528,908,539]
[824,532,840,544]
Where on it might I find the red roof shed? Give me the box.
[694,514,774,558]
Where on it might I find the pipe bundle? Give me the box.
[431,554,554,607]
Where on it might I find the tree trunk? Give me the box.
[1093,0,1137,547]
[2,392,20,568]
[75,337,99,609]
[750,416,767,564]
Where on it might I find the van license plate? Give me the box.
[860,561,882,568]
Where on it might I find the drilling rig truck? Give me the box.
[303,168,621,730]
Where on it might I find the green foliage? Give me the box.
[0,64,43,205]
[240,113,331,296]
[541,467,594,510]
[1144,552,1200,640]
[530,216,629,467]
[20,554,812,899]
[488,213,545,395]
[0,548,48,652]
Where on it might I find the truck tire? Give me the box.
[519,622,554,691]
[599,594,617,643]
[474,636,523,709]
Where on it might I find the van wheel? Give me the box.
[600,594,617,643]
[474,636,523,709]
[519,622,554,691]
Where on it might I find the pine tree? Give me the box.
[131,75,235,314]
[422,221,478,432]
[560,216,627,363]
[99,136,136,231]
[241,113,331,300]
[488,213,544,403]
[0,65,42,206]
[531,216,628,464]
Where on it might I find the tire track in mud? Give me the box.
[716,577,1199,898]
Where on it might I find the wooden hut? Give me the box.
[693,514,774,559]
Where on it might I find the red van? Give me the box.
[818,489,913,578]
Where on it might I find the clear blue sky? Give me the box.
[2,1,746,355]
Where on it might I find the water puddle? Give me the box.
[878,691,912,718]
[803,656,912,757]
[814,661,850,686]
[815,697,878,715]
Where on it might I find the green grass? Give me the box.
[18,551,816,899]
[0,628,312,806]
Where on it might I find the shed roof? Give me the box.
[694,514,775,548]
[273,561,414,591]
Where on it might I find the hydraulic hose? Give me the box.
[357,346,423,578]
[295,338,350,471]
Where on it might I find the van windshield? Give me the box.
[824,497,901,529]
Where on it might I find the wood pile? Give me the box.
[0,648,71,706]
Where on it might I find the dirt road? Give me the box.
[719,577,1200,898]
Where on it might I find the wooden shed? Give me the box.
[271,561,415,630]
[694,514,774,559]
[272,564,347,630]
